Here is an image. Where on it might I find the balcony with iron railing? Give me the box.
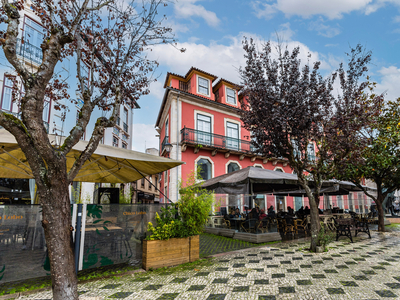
[180,127,257,154]
[160,135,169,155]
[123,122,128,133]
[16,38,43,65]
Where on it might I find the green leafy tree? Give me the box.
[332,97,400,231]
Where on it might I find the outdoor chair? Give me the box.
[294,218,309,235]
[257,218,269,233]
[223,218,232,229]
[277,217,294,236]
[354,215,371,239]
[241,219,257,233]
[334,218,354,243]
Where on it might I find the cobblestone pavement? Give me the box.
[19,231,400,299]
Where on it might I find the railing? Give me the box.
[181,127,255,154]
[123,122,128,133]
[161,135,169,154]
[179,80,191,93]
[16,38,43,64]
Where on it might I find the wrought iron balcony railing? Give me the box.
[160,135,169,155]
[123,122,128,133]
[180,127,256,154]
[16,38,43,65]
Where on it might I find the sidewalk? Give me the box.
[17,230,400,299]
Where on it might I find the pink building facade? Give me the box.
[155,67,371,213]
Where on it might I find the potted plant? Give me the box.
[143,171,213,270]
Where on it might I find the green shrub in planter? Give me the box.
[146,170,213,240]
[178,170,214,236]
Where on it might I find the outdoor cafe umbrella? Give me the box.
[0,129,183,183]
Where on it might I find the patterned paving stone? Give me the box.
[100,284,122,289]
[385,283,400,289]
[215,267,229,271]
[311,274,326,279]
[143,285,163,290]
[340,281,359,287]
[279,286,295,293]
[207,294,226,300]
[195,272,210,276]
[187,285,206,291]
[375,290,398,297]
[297,279,312,285]
[232,286,249,292]
[258,296,276,300]
[109,292,133,298]
[326,288,345,295]
[271,273,285,278]
[287,269,300,273]
[170,277,188,283]
[233,273,247,277]
[352,275,369,280]
[212,278,229,284]
[255,279,269,284]
[156,293,179,300]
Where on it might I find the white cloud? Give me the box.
[376,66,400,100]
[308,17,341,38]
[251,0,400,20]
[132,123,159,152]
[272,23,295,41]
[174,0,220,27]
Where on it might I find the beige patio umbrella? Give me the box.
[0,129,183,183]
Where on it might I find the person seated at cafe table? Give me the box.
[287,206,294,216]
[304,206,310,215]
[259,209,267,220]
[234,208,241,218]
[229,210,236,218]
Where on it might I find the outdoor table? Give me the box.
[229,218,245,231]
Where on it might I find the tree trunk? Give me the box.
[308,195,321,252]
[376,197,385,232]
[39,175,78,300]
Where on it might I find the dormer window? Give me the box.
[226,87,236,104]
[197,76,210,96]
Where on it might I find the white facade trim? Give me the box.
[253,163,264,168]
[225,160,242,173]
[195,155,215,181]
[274,167,285,172]
[196,75,211,97]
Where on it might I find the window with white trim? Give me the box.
[112,136,119,147]
[226,121,239,150]
[197,113,212,145]
[226,87,236,104]
[122,142,128,149]
[23,17,44,49]
[227,162,240,173]
[197,76,209,96]
[197,158,212,181]
[1,76,14,111]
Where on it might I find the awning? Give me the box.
[0,130,183,183]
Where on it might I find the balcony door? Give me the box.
[196,114,211,145]
[226,121,239,150]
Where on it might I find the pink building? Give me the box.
[155,67,370,213]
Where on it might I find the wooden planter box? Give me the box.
[143,235,199,270]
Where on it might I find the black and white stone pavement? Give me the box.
[18,231,400,299]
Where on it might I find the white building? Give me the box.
[0,2,139,203]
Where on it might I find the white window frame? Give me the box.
[197,75,210,97]
[195,156,214,181]
[225,86,237,105]
[225,118,241,150]
[194,110,214,145]
[253,164,264,169]
[274,167,285,172]
[225,160,241,174]
[1,75,15,112]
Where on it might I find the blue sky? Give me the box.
[132,0,400,152]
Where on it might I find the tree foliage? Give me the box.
[240,39,380,251]
[332,96,400,231]
[0,0,179,299]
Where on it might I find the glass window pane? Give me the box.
[198,158,211,180]
[228,163,239,173]
[2,87,12,111]
[226,88,236,104]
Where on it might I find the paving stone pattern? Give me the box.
[19,232,400,299]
